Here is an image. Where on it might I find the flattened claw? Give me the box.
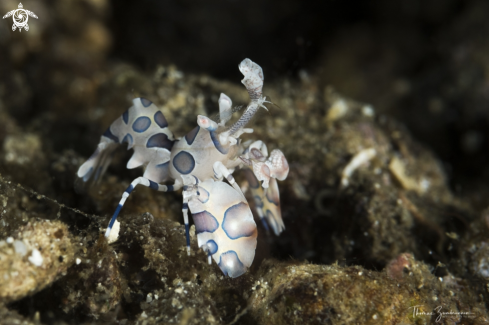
[77,138,118,184]
[239,59,264,100]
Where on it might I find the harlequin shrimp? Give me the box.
[77,59,289,277]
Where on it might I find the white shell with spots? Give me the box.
[168,125,239,182]
[77,98,175,183]
[188,179,257,278]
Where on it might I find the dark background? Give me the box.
[108,0,488,200]
[2,0,488,192]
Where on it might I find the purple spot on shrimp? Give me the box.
[122,133,133,146]
[222,202,255,239]
[122,110,129,124]
[149,180,158,190]
[132,116,151,133]
[173,151,195,174]
[210,130,229,154]
[103,127,119,143]
[156,161,169,168]
[146,133,174,151]
[205,240,218,254]
[185,126,199,145]
[253,195,264,208]
[154,111,168,128]
[197,186,209,203]
[218,251,247,278]
[140,98,152,107]
[192,210,219,234]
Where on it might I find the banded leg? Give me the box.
[105,177,181,238]
[182,197,191,256]
[181,175,200,256]
[213,161,242,195]
[200,245,213,265]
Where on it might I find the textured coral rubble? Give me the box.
[1,61,489,323]
[0,218,75,303]
[0,181,487,325]
[249,257,487,324]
